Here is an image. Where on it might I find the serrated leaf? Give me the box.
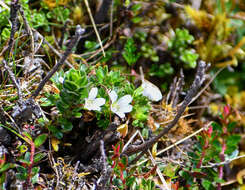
[34,134,48,148]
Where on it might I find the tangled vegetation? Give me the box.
[0,0,245,189]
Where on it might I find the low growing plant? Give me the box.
[179,105,240,189]
[42,64,151,138]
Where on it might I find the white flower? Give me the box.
[58,77,64,83]
[84,87,105,111]
[109,90,133,118]
[141,80,162,102]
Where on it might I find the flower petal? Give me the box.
[119,104,132,113]
[93,98,106,107]
[117,95,132,106]
[109,90,118,103]
[115,111,125,118]
[91,106,101,111]
[142,80,162,102]
[111,104,119,114]
[88,87,98,100]
[84,99,93,110]
[84,100,101,111]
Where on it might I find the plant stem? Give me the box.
[197,139,209,169]
[24,139,35,189]
[217,141,226,190]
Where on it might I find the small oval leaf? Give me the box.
[34,134,48,148]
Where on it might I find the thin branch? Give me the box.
[31,25,85,98]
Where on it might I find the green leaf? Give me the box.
[96,67,105,83]
[227,135,241,146]
[202,180,213,190]
[63,80,79,92]
[227,122,236,132]
[47,126,63,139]
[85,40,97,49]
[16,166,27,174]
[163,164,178,178]
[32,172,39,184]
[34,134,48,148]
[34,153,46,163]
[32,167,40,175]
[0,163,14,173]
[132,16,143,23]
[16,173,27,180]
[211,122,222,132]
[131,4,142,12]
[59,118,73,132]
[122,38,140,66]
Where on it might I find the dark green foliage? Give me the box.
[168,28,199,68]
[122,38,141,66]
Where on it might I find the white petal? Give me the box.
[93,98,106,107]
[117,95,132,106]
[84,99,93,110]
[88,87,98,100]
[142,80,162,101]
[84,99,101,111]
[91,106,101,111]
[109,90,118,103]
[115,111,125,118]
[119,104,132,113]
[58,77,64,83]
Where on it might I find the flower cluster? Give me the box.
[84,88,133,118]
